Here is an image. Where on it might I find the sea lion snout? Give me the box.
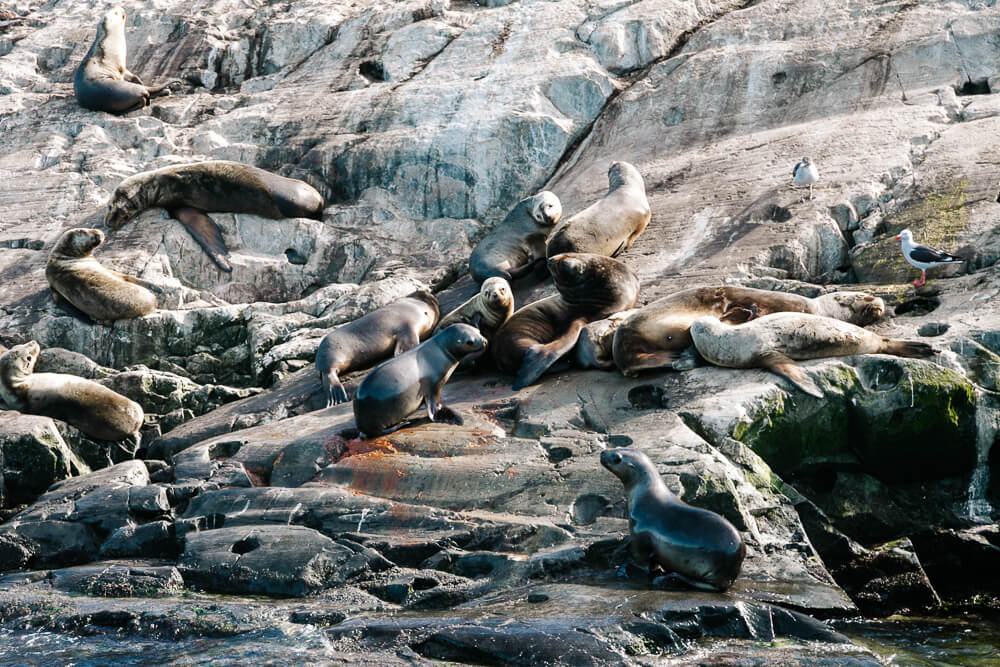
[600,449,623,468]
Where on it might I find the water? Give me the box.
[837,613,1000,666]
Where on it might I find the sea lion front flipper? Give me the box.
[394,326,420,355]
[620,351,677,376]
[671,345,705,371]
[506,256,546,280]
[513,319,586,389]
[123,68,143,84]
[720,304,757,324]
[759,351,823,398]
[321,368,349,407]
[50,288,98,325]
[168,207,233,273]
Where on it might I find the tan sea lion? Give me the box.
[434,277,514,343]
[0,342,144,441]
[612,286,886,376]
[74,6,178,114]
[601,448,745,591]
[105,161,326,273]
[571,310,637,370]
[316,291,439,407]
[46,228,158,323]
[493,253,640,389]
[690,312,935,398]
[469,191,562,283]
[546,161,651,258]
[353,324,487,437]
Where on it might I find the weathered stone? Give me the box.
[0,412,89,508]
[910,526,1000,606]
[48,564,184,597]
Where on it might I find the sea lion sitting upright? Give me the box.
[469,191,562,283]
[690,312,935,398]
[612,286,886,376]
[546,161,651,258]
[0,341,144,441]
[74,6,178,114]
[46,228,158,323]
[353,324,487,437]
[315,291,440,407]
[601,448,745,591]
[493,253,640,389]
[434,277,514,344]
[105,161,326,273]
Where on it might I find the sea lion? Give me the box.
[105,161,326,273]
[493,253,640,389]
[353,324,487,437]
[690,312,935,398]
[469,191,562,283]
[0,341,143,441]
[74,7,178,114]
[612,286,886,376]
[434,277,514,343]
[571,310,637,370]
[316,291,439,407]
[546,161,651,258]
[46,228,158,323]
[601,448,745,591]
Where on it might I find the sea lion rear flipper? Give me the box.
[507,256,546,280]
[115,273,163,294]
[123,68,143,85]
[513,319,586,389]
[611,239,628,257]
[720,304,757,324]
[168,207,233,273]
[882,340,935,358]
[321,368,349,407]
[760,351,823,398]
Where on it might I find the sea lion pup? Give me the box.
[493,253,640,389]
[0,341,143,441]
[601,448,745,591]
[546,161,651,258]
[469,191,562,283]
[353,324,487,437]
[612,286,886,376]
[434,277,514,344]
[105,161,326,273]
[316,291,440,407]
[74,7,178,114]
[46,228,158,323]
[690,312,935,398]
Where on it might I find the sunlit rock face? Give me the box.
[2,0,1000,660]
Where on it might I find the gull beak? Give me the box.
[895,234,901,240]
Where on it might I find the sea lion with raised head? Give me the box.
[74,6,178,114]
[353,324,487,437]
[690,311,935,398]
[434,277,514,343]
[493,253,640,389]
[46,228,158,323]
[316,291,439,407]
[546,161,651,258]
[601,447,745,591]
[612,286,886,376]
[105,161,326,273]
[0,341,144,441]
[469,191,562,283]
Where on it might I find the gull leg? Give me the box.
[912,270,926,287]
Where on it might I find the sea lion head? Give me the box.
[600,447,660,490]
[436,323,488,360]
[824,291,885,325]
[105,174,146,230]
[0,340,41,382]
[53,228,104,258]
[608,161,643,190]
[529,191,562,226]
[548,253,640,312]
[405,289,441,326]
[480,277,513,312]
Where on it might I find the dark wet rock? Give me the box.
[910,526,1000,606]
[0,412,89,508]
[99,520,180,560]
[48,564,184,598]
[0,520,102,572]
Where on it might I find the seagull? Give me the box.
[792,157,819,201]
[896,228,963,287]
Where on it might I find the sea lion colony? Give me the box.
[0,5,960,591]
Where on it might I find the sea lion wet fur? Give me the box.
[469,191,562,283]
[74,6,177,114]
[353,324,487,437]
[612,286,886,376]
[690,311,934,398]
[315,291,440,407]
[46,228,157,323]
[0,341,143,441]
[546,161,651,258]
[435,277,514,343]
[601,447,745,591]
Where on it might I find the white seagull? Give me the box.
[792,157,819,201]
[896,228,963,287]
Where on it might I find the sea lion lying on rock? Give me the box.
[469,191,562,284]
[435,277,514,344]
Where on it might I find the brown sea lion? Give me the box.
[74,6,178,114]
[601,448,745,591]
[434,277,514,343]
[612,287,886,376]
[493,253,640,389]
[46,228,158,323]
[105,161,326,273]
[0,341,144,441]
[690,312,935,398]
[546,161,651,258]
[469,191,562,283]
[571,310,638,370]
[315,291,439,407]
[353,324,487,437]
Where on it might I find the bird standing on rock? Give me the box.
[792,157,819,201]
[896,228,963,287]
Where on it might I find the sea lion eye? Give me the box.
[667,335,672,341]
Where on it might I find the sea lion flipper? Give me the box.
[671,345,705,371]
[123,68,143,84]
[506,256,546,280]
[760,351,822,398]
[394,326,420,355]
[513,320,586,389]
[50,288,98,325]
[168,207,233,273]
[720,304,757,324]
[321,368,348,407]
[114,272,163,294]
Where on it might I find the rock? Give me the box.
[48,564,184,597]
[910,526,1000,606]
[0,412,89,508]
